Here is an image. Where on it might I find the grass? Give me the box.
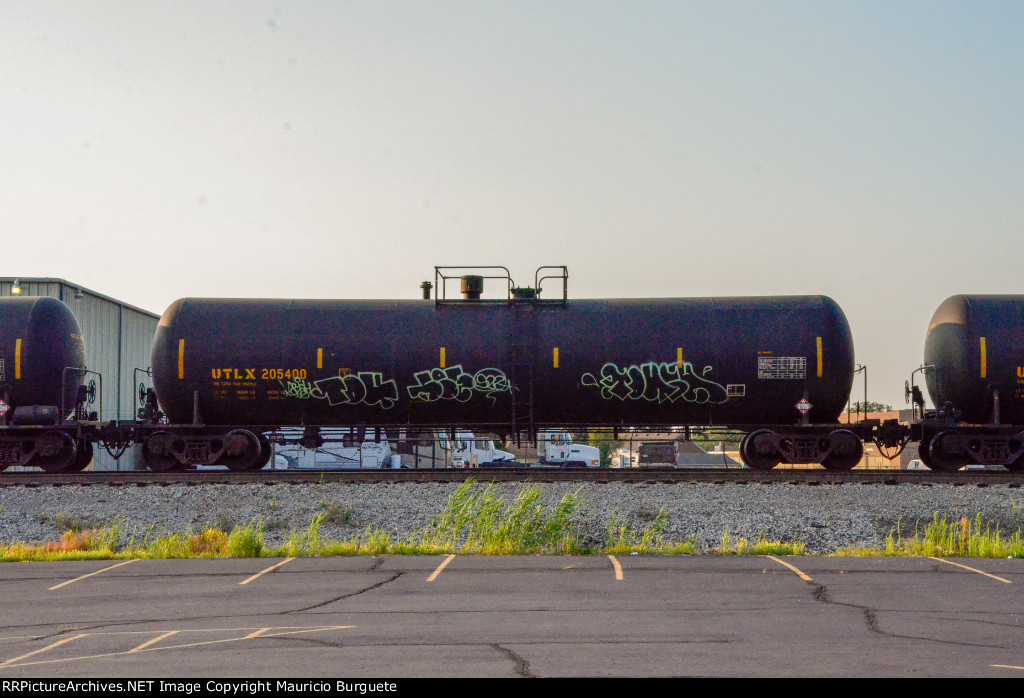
[604,510,698,554]
[831,514,1024,558]
[34,512,102,533]
[320,500,356,526]
[715,529,806,556]
[414,480,584,555]
[2,481,1022,562]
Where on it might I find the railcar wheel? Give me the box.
[65,441,94,472]
[143,432,182,472]
[253,435,273,470]
[918,441,936,470]
[820,430,863,471]
[740,430,781,471]
[219,430,261,472]
[1005,447,1024,472]
[33,431,77,473]
[923,433,968,472]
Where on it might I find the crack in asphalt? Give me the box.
[809,583,1004,649]
[491,643,535,678]
[283,573,404,615]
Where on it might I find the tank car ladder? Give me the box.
[511,305,536,444]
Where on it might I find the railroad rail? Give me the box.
[1,468,1022,487]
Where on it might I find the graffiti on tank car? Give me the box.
[314,372,399,409]
[408,366,474,402]
[280,372,399,409]
[408,365,512,404]
[472,367,513,400]
[580,361,729,404]
[280,378,323,401]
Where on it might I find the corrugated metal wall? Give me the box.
[1,278,159,470]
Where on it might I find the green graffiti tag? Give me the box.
[580,361,728,404]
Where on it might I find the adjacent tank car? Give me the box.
[919,295,1024,471]
[145,282,861,471]
[0,296,92,471]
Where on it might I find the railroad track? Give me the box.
[1,468,1022,487]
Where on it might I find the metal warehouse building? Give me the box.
[1,277,159,470]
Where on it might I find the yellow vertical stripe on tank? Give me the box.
[816,337,823,378]
[14,338,21,379]
[677,347,683,368]
[980,337,987,379]
[178,339,185,379]
[317,348,323,369]
[553,347,559,368]
[440,347,446,368]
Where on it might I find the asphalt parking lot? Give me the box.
[1,555,1023,677]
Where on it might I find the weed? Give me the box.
[419,479,582,554]
[190,528,229,556]
[320,501,356,526]
[279,513,326,557]
[886,513,1024,558]
[361,528,392,555]
[34,512,99,533]
[226,524,263,558]
[215,513,236,533]
[604,510,681,554]
[715,529,805,556]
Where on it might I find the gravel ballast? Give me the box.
[1,481,1023,553]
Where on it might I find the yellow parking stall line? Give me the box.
[49,559,136,590]
[608,555,623,581]
[128,631,178,653]
[262,626,355,638]
[0,634,87,667]
[1,626,356,669]
[427,554,455,582]
[765,555,813,582]
[239,557,294,585]
[929,557,1011,584]
[992,664,1024,670]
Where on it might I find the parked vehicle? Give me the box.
[534,430,600,468]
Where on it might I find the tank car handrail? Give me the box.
[433,266,514,303]
[534,266,568,302]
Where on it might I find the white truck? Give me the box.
[449,431,516,468]
[534,430,601,468]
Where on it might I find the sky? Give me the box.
[2,1,1022,409]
